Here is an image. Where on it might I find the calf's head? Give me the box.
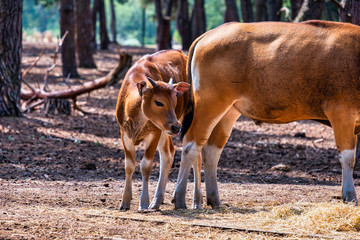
[137,77,190,135]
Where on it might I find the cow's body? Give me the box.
[116,50,191,210]
[173,21,360,209]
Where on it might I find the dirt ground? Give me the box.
[1,42,360,239]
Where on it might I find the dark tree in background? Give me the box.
[224,0,240,22]
[191,0,206,41]
[255,0,267,21]
[91,0,99,51]
[291,0,303,20]
[91,0,110,50]
[241,0,254,22]
[109,0,117,43]
[60,0,79,78]
[0,0,23,117]
[267,0,283,21]
[155,0,171,50]
[75,0,97,68]
[99,0,110,49]
[176,0,192,50]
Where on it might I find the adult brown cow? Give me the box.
[173,20,360,209]
[116,50,191,210]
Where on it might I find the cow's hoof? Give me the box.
[149,197,164,210]
[343,191,358,205]
[119,202,130,211]
[207,197,221,209]
[172,198,187,209]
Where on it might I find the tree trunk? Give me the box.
[240,0,254,22]
[305,0,324,20]
[255,0,267,21]
[224,0,240,22]
[267,0,283,21]
[109,0,117,43]
[74,0,97,68]
[352,0,360,24]
[191,0,206,41]
[99,0,110,50]
[291,0,303,20]
[155,0,171,50]
[176,0,192,50]
[60,0,79,78]
[0,0,23,117]
[141,7,146,47]
[90,0,99,51]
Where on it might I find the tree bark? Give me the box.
[60,0,79,78]
[240,0,254,22]
[191,0,206,41]
[74,0,97,68]
[352,0,360,24]
[224,0,240,22]
[0,0,23,117]
[291,0,303,20]
[155,0,171,50]
[90,0,99,51]
[109,0,117,43]
[176,0,192,50]
[255,0,267,21]
[267,0,283,21]
[99,0,110,50]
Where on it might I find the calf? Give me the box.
[116,50,190,210]
[173,20,360,209]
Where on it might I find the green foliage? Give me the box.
[23,0,59,35]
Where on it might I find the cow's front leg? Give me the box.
[149,134,174,209]
[139,133,160,210]
[120,131,136,211]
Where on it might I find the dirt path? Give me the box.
[0,42,359,239]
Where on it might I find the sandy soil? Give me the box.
[0,42,359,239]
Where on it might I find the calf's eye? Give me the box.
[155,100,164,107]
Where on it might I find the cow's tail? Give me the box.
[180,35,204,141]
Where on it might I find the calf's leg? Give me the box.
[139,133,160,210]
[119,131,136,210]
[149,134,174,209]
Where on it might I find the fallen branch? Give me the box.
[21,47,132,114]
[21,50,131,100]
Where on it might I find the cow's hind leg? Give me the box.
[119,131,136,211]
[139,133,161,210]
[173,98,233,209]
[203,106,240,208]
[149,133,174,210]
[327,109,358,204]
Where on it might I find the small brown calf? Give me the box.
[115,50,190,210]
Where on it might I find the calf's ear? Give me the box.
[174,82,190,97]
[137,81,147,97]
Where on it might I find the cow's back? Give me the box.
[192,21,360,123]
